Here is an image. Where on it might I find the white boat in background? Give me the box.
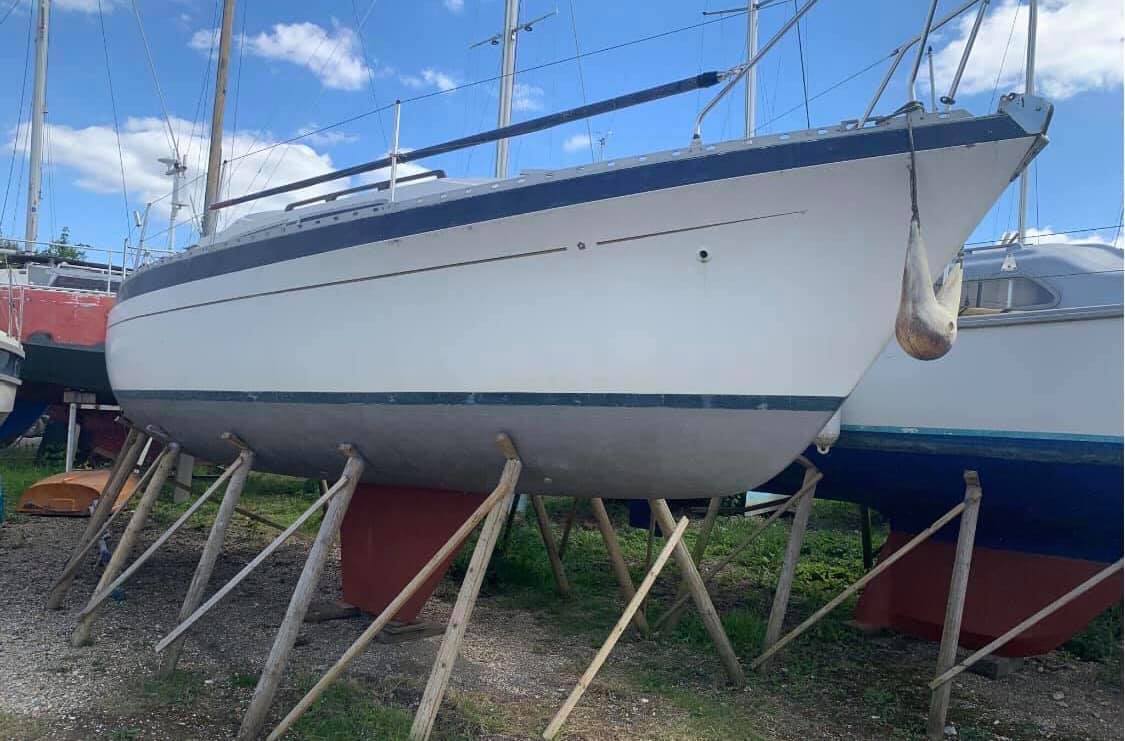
[0,329,24,426]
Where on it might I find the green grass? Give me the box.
[0,447,59,521]
[289,680,413,741]
[136,670,204,707]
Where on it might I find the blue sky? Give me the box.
[0,0,1121,259]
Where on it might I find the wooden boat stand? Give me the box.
[542,516,690,740]
[265,433,523,741]
[742,470,986,740]
[45,425,150,610]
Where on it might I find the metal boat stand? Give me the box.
[744,471,985,739]
[542,515,691,740]
[45,424,150,610]
[70,441,182,646]
[262,433,522,741]
[650,460,824,634]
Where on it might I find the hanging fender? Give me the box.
[894,217,962,361]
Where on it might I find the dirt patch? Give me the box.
[0,509,1120,740]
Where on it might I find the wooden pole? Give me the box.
[652,472,822,633]
[644,509,656,572]
[531,494,571,596]
[154,469,357,653]
[161,444,255,676]
[590,497,650,637]
[71,444,180,647]
[542,516,690,740]
[929,558,1124,690]
[662,496,723,632]
[44,448,166,608]
[498,492,521,553]
[557,498,580,559]
[859,504,874,570]
[927,471,983,739]
[410,487,517,740]
[174,452,195,504]
[266,435,522,741]
[46,428,145,609]
[234,505,288,532]
[650,498,745,687]
[751,499,968,670]
[760,466,819,669]
[76,457,246,620]
[238,447,367,741]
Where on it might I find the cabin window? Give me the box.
[0,349,21,379]
[960,276,1055,313]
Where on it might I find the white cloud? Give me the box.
[400,68,459,92]
[443,0,464,12]
[296,126,360,147]
[929,0,1123,102]
[190,21,376,91]
[562,133,591,153]
[53,0,121,12]
[1021,226,1124,249]
[512,82,544,112]
[8,116,345,234]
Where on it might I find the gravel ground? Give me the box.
[0,512,1120,740]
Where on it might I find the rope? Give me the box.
[567,0,596,163]
[97,0,134,242]
[1,5,33,235]
[792,0,811,128]
[130,0,181,159]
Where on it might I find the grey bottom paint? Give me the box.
[122,399,834,499]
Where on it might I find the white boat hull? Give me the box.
[108,105,1050,498]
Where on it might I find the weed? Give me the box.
[137,670,203,707]
[230,672,259,689]
[289,679,412,741]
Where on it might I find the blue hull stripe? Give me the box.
[118,114,1030,302]
[114,389,843,412]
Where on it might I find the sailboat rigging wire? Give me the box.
[567,0,596,163]
[130,0,180,159]
[350,0,389,147]
[222,11,750,169]
[988,0,1021,111]
[0,0,20,26]
[792,0,811,128]
[756,51,891,131]
[1,6,33,236]
[97,0,135,241]
[963,225,1125,247]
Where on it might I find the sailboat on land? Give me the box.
[106,1,1051,500]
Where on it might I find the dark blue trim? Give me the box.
[837,426,1123,466]
[118,113,1031,302]
[114,389,843,412]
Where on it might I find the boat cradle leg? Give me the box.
[237,446,367,741]
[530,494,571,597]
[662,496,723,632]
[46,427,147,610]
[409,480,518,739]
[590,497,650,638]
[542,516,691,741]
[926,471,983,740]
[265,434,523,741]
[759,462,820,670]
[71,443,180,646]
[160,434,256,676]
[650,498,745,687]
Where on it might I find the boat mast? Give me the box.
[200,0,237,237]
[745,1,758,137]
[1016,0,1037,245]
[24,0,50,248]
[494,0,519,179]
